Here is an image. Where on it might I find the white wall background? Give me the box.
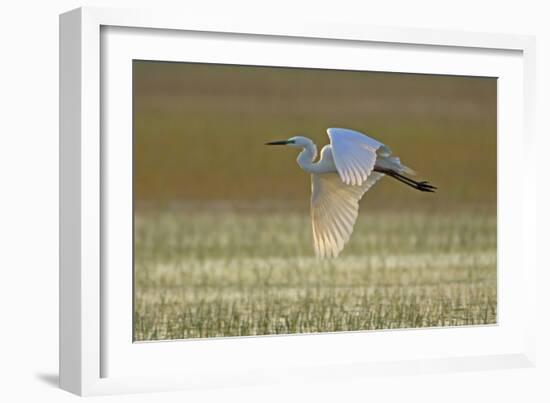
[0,1,548,402]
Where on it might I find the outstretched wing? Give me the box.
[327,128,391,186]
[311,172,384,258]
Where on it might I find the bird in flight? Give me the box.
[266,128,436,258]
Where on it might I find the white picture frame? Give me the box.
[59,6,537,396]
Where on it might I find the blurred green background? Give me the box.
[133,61,497,340]
[133,61,496,211]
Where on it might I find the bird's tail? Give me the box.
[387,156,417,176]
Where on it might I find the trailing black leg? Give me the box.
[374,168,437,192]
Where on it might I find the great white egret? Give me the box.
[266,128,436,258]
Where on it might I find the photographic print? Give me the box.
[133,61,496,341]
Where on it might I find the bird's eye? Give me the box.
[287,140,296,144]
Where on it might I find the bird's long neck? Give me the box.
[297,141,318,173]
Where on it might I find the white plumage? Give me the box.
[311,171,384,258]
[266,128,435,258]
[328,128,388,185]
